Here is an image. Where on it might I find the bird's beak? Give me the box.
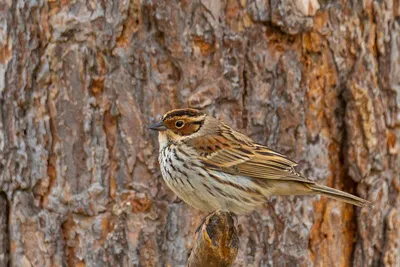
[148,121,167,131]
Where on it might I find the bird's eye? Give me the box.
[175,120,184,128]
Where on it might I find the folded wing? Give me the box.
[185,125,315,185]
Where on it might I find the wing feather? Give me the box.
[185,129,314,184]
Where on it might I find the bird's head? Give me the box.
[149,108,210,146]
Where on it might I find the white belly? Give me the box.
[158,143,267,214]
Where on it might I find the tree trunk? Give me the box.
[0,0,399,266]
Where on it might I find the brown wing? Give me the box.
[185,125,314,184]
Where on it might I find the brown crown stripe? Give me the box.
[163,108,203,120]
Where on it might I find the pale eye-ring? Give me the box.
[175,120,184,128]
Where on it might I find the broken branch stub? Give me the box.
[187,210,239,267]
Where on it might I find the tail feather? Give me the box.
[308,183,370,207]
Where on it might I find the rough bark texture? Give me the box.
[0,193,8,267]
[187,210,239,267]
[0,0,399,266]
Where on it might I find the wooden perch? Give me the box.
[187,210,239,267]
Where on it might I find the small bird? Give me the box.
[149,108,369,214]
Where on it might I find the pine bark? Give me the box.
[0,0,399,266]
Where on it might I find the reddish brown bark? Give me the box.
[0,0,398,266]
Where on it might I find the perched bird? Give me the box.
[149,108,369,214]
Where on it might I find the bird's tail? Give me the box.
[307,183,370,207]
